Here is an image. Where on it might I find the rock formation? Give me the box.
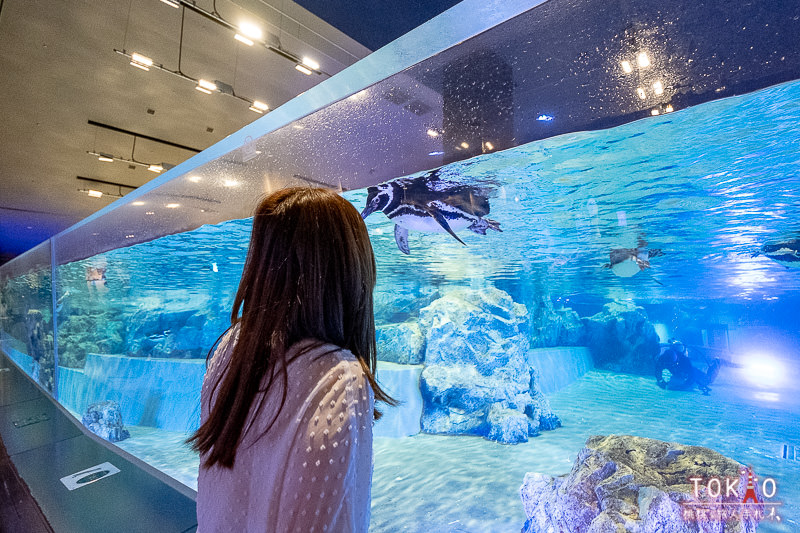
[81,400,130,442]
[418,287,560,444]
[520,434,762,533]
[376,321,425,364]
[528,294,585,347]
[26,309,54,392]
[582,301,661,374]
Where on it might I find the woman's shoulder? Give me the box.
[289,340,365,380]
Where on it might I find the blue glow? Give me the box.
[428,151,445,156]
[537,114,554,122]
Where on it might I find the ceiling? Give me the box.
[0,0,460,265]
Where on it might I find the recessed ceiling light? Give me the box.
[87,189,103,198]
[460,142,469,149]
[131,201,145,206]
[301,57,319,70]
[148,164,163,173]
[295,64,313,75]
[234,34,254,46]
[166,203,180,208]
[130,52,153,71]
[196,79,216,94]
[240,22,262,39]
[97,154,114,162]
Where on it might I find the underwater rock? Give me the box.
[26,309,54,392]
[58,308,125,368]
[529,295,586,348]
[520,434,760,533]
[81,400,130,442]
[373,288,439,325]
[487,405,534,443]
[376,322,425,364]
[125,308,227,359]
[418,287,559,444]
[582,301,660,374]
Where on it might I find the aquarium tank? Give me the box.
[1,0,799,531]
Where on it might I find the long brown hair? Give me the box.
[188,187,395,468]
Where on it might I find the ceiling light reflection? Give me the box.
[637,52,650,68]
[621,60,632,73]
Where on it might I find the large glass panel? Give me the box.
[53,223,249,485]
[0,241,56,394]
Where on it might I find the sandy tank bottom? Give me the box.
[112,370,800,532]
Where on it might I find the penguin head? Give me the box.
[360,183,393,219]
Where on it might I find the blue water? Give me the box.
[2,79,800,531]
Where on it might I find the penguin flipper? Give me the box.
[425,206,467,246]
[468,217,502,235]
[394,224,410,255]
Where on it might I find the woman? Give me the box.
[189,187,394,532]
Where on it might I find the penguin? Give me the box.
[603,238,664,280]
[360,169,501,254]
[753,238,800,268]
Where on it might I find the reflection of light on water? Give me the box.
[730,269,776,287]
[729,253,776,287]
[740,354,788,389]
[753,392,780,402]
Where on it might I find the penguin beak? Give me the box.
[360,203,378,219]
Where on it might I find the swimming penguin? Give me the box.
[752,238,800,268]
[603,239,664,278]
[360,169,501,254]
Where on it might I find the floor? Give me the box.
[0,433,53,533]
[0,351,198,533]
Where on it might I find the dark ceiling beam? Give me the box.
[87,120,203,153]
